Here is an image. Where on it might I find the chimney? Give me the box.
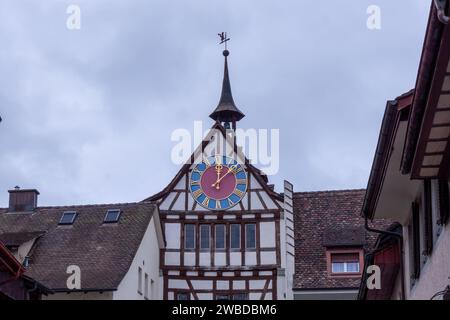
[8,186,39,212]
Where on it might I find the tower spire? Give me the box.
[209,33,245,125]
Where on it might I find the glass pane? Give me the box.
[59,212,76,225]
[233,293,248,300]
[230,224,240,249]
[215,225,225,249]
[200,225,210,249]
[245,224,256,249]
[177,293,190,300]
[105,209,120,223]
[185,224,195,249]
[331,262,345,273]
[346,262,360,273]
[216,295,231,300]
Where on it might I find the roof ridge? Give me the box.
[0,201,156,211]
[293,188,366,196]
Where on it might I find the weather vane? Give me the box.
[218,32,230,50]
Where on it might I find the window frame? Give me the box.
[230,224,241,250]
[176,292,191,300]
[104,209,121,223]
[215,224,226,250]
[326,248,363,278]
[138,267,143,295]
[184,224,196,250]
[200,224,211,251]
[59,211,77,225]
[245,223,256,250]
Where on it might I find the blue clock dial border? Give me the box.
[189,156,248,211]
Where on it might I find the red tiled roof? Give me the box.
[293,189,390,290]
[0,202,157,291]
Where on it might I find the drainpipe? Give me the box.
[364,216,406,300]
[434,0,449,24]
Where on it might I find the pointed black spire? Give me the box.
[209,50,245,123]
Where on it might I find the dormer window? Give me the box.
[326,248,363,277]
[59,211,77,225]
[104,209,121,223]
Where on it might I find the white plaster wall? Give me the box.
[245,252,257,265]
[260,222,275,248]
[165,252,180,265]
[260,251,276,265]
[113,216,162,300]
[184,252,196,266]
[408,223,450,300]
[165,223,180,249]
[230,252,241,266]
[215,253,226,266]
[199,252,210,266]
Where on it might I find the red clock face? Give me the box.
[189,155,248,210]
[200,165,236,200]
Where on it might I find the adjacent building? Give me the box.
[293,189,389,300]
[0,188,164,300]
[359,2,450,300]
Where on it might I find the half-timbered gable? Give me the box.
[145,49,293,300]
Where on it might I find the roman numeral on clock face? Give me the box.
[236,179,247,185]
[234,189,244,197]
[192,189,203,198]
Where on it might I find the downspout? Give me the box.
[364,216,405,300]
[434,0,449,24]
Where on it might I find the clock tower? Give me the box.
[145,45,295,300]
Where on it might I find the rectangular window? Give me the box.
[330,252,360,274]
[138,267,142,295]
[104,209,121,223]
[230,224,240,249]
[215,224,225,249]
[144,273,149,299]
[245,224,256,249]
[200,225,210,250]
[423,180,433,255]
[412,201,421,279]
[185,224,195,249]
[177,292,190,300]
[232,293,249,300]
[59,211,77,225]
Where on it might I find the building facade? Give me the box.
[293,189,389,300]
[360,1,450,300]
[0,188,164,300]
[145,49,295,300]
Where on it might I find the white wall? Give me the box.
[113,213,163,300]
[407,222,450,300]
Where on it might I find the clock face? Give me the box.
[189,155,248,210]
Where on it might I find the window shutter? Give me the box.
[412,202,421,279]
[423,180,433,255]
[438,179,449,225]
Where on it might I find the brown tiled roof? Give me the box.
[293,189,390,290]
[0,202,157,291]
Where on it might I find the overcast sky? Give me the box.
[0,1,430,206]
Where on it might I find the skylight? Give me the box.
[104,209,121,223]
[59,211,77,225]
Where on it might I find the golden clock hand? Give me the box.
[212,164,238,187]
[215,164,223,189]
